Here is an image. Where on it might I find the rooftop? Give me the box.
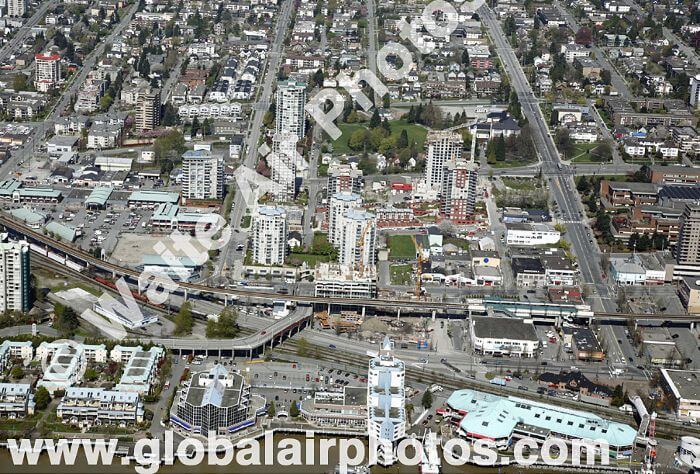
[472,317,539,342]
[661,369,700,401]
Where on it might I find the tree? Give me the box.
[461,49,470,65]
[575,27,593,45]
[174,301,194,336]
[397,129,409,149]
[35,386,51,410]
[206,306,239,338]
[369,109,381,128]
[153,130,186,161]
[54,303,79,337]
[289,401,300,418]
[421,389,433,409]
[84,368,99,381]
[555,129,573,159]
[267,400,276,417]
[494,136,506,162]
[10,366,24,379]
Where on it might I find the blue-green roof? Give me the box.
[0,179,21,196]
[151,203,179,220]
[45,222,77,242]
[128,191,180,204]
[9,208,46,225]
[446,389,637,448]
[141,254,199,268]
[85,187,113,207]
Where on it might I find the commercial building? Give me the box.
[425,131,462,189]
[134,89,161,132]
[441,159,478,222]
[337,209,376,273]
[505,223,561,246]
[0,383,34,418]
[327,163,363,195]
[471,317,539,357]
[275,80,306,140]
[446,389,637,457]
[572,328,604,361]
[34,52,61,92]
[269,132,297,201]
[0,233,30,313]
[660,369,700,419]
[127,190,180,208]
[251,206,287,266]
[93,299,159,329]
[538,371,613,406]
[328,191,363,246]
[511,257,546,288]
[57,387,144,426]
[315,263,377,299]
[300,387,367,429]
[367,337,406,466]
[182,150,224,201]
[171,365,263,436]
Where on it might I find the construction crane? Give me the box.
[413,235,424,299]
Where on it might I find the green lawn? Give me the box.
[387,234,416,259]
[570,142,611,163]
[332,119,428,155]
[390,264,413,285]
[491,159,536,168]
[241,215,251,229]
[287,253,331,267]
[502,177,537,191]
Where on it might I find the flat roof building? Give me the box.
[660,369,700,420]
[470,317,539,358]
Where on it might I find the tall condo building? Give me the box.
[134,89,161,132]
[269,132,298,201]
[34,53,61,92]
[677,204,700,266]
[0,233,30,313]
[181,150,224,201]
[7,0,26,17]
[441,159,478,222]
[327,163,364,195]
[251,206,287,266]
[690,74,700,110]
[338,209,376,273]
[367,337,406,466]
[275,80,306,141]
[328,191,363,246]
[425,131,463,189]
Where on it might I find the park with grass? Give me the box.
[332,119,428,156]
[570,142,613,163]
[387,234,417,260]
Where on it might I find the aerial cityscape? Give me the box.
[0,0,698,472]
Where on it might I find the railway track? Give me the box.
[276,337,697,440]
